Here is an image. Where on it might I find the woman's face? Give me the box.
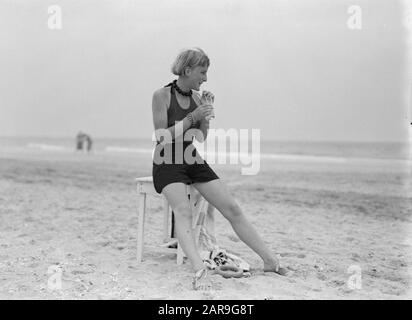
[186,65,208,91]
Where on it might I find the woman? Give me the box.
[152,47,287,290]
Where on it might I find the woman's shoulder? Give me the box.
[152,87,171,108]
[153,86,170,98]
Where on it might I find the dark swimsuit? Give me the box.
[152,84,219,194]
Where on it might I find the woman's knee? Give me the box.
[222,201,243,221]
[173,202,192,220]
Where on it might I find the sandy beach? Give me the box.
[0,145,411,300]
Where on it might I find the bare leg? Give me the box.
[162,183,205,272]
[194,179,287,275]
[162,183,215,289]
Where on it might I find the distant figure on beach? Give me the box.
[76,131,93,153]
[85,135,93,152]
[151,48,287,291]
[76,131,85,151]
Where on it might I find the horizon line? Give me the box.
[0,134,408,144]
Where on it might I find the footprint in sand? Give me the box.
[328,279,346,287]
[95,241,111,247]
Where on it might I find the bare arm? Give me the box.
[197,117,210,142]
[152,90,193,143]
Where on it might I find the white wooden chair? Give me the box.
[136,176,206,264]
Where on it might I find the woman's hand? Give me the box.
[201,91,215,104]
[192,104,214,121]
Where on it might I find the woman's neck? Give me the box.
[176,78,191,92]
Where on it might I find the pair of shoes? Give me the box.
[192,268,213,291]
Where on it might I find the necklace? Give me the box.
[172,80,192,97]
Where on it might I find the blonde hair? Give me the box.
[171,47,210,76]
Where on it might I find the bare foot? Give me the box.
[192,268,213,291]
[264,258,288,276]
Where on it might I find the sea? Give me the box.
[0,136,410,166]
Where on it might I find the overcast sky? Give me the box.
[0,0,410,142]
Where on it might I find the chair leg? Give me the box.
[137,193,146,263]
[163,198,169,242]
[176,242,184,265]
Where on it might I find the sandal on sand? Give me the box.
[192,268,213,291]
[215,265,244,279]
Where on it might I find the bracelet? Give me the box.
[192,111,198,123]
[186,112,195,127]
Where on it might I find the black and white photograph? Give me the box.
[0,0,411,301]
